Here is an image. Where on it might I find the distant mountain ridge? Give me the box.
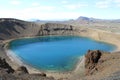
[32,16,120,26]
[31,16,119,22]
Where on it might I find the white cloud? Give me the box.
[23,6,55,12]
[116,3,120,7]
[64,4,88,10]
[114,0,120,3]
[31,2,40,6]
[0,6,81,20]
[19,12,80,20]
[62,0,68,4]
[114,0,120,7]
[0,5,56,20]
[10,0,21,5]
[96,0,112,8]
[16,5,81,20]
[96,2,108,8]
[96,0,120,8]
[0,1,85,20]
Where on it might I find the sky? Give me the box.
[0,0,120,20]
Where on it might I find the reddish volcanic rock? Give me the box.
[85,50,102,75]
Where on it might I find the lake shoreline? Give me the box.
[3,36,86,79]
[1,27,120,79]
[2,33,120,79]
[5,49,85,79]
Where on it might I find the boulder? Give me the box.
[15,66,29,74]
[85,50,102,75]
[0,55,55,80]
[31,72,46,77]
[0,57,14,73]
[40,72,46,77]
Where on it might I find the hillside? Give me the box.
[0,18,76,41]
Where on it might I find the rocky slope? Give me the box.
[0,57,54,80]
[0,18,76,41]
[84,50,120,80]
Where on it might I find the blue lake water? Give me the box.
[9,36,116,72]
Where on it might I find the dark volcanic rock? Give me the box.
[39,72,46,77]
[85,50,102,75]
[15,66,29,74]
[0,73,55,80]
[0,57,14,73]
[0,18,40,40]
[0,57,55,80]
[37,23,74,36]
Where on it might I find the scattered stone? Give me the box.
[31,72,46,77]
[40,72,46,77]
[0,58,55,80]
[15,66,29,74]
